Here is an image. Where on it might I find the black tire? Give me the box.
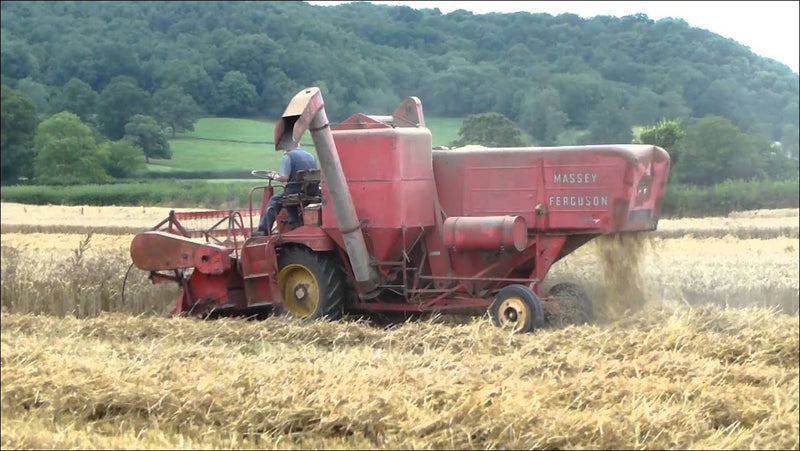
[277,246,345,320]
[546,282,594,326]
[489,284,545,333]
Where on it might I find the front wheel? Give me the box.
[277,246,345,320]
[489,284,545,333]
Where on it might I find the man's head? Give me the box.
[276,134,296,152]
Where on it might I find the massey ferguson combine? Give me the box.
[130,87,670,332]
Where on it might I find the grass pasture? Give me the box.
[152,139,281,172]
[148,116,466,174]
[148,117,316,173]
[0,204,798,449]
[182,117,280,142]
[424,117,465,147]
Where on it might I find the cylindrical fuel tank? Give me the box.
[442,216,528,252]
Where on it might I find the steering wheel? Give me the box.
[251,170,279,180]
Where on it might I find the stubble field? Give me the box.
[0,203,798,449]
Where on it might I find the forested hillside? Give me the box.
[1,0,798,185]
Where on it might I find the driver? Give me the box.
[254,143,319,235]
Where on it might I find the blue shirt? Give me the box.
[280,154,292,177]
[281,147,319,195]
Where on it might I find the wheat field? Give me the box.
[1,203,798,449]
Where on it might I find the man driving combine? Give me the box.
[254,142,319,235]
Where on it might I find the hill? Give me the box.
[1,0,797,149]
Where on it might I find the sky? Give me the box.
[307,1,800,73]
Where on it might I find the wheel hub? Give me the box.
[293,284,308,301]
[503,307,518,322]
[278,264,320,318]
[498,297,529,329]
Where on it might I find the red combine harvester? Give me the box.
[130,87,670,332]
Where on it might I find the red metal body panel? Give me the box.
[432,145,670,236]
[321,118,437,263]
[173,271,245,316]
[239,237,280,305]
[130,231,232,274]
[277,225,337,252]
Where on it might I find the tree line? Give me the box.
[1,0,798,185]
[450,112,797,185]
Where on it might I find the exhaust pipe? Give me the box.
[274,87,381,299]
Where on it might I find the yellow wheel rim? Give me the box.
[278,264,320,318]
[497,296,530,331]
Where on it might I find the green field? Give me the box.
[181,117,278,142]
[147,116,467,174]
[424,117,465,147]
[150,139,282,172]
[148,117,313,173]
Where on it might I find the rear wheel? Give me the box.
[489,284,545,333]
[277,246,345,320]
[546,282,594,326]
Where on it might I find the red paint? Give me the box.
[130,89,671,318]
[442,216,527,252]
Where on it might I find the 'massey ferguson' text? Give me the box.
[553,172,598,184]
[549,195,609,207]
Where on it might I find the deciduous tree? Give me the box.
[451,112,526,148]
[583,97,633,145]
[216,71,257,116]
[123,114,171,162]
[154,60,216,114]
[54,78,99,123]
[0,41,37,80]
[100,139,146,178]
[15,77,52,116]
[635,118,685,165]
[153,86,202,137]
[0,86,39,183]
[97,77,152,140]
[675,116,781,185]
[33,112,109,184]
[517,88,568,146]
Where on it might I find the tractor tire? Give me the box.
[489,284,545,333]
[277,246,345,321]
[546,282,594,326]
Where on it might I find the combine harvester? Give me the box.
[130,87,670,332]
